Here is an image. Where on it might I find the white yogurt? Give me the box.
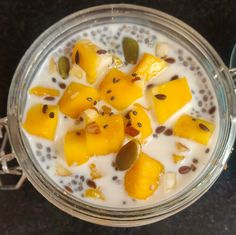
[22,23,219,208]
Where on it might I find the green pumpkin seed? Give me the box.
[115,140,140,171]
[122,37,139,64]
[58,56,70,79]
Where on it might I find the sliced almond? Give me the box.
[155,42,169,58]
[69,64,83,79]
[164,172,176,192]
[48,57,57,74]
[55,162,72,176]
[176,142,190,152]
[84,108,99,123]
[86,121,101,134]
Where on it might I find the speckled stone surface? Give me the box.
[0,0,236,234]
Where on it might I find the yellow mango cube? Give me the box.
[29,86,60,97]
[173,114,215,145]
[22,104,58,140]
[125,152,164,200]
[86,114,124,156]
[100,68,142,110]
[59,82,99,118]
[72,39,112,84]
[133,53,168,82]
[129,104,152,140]
[151,78,192,124]
[64,130,89,166]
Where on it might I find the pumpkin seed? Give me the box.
[115,140,140,171]
[122,37,139,64]
[58,56,70,79]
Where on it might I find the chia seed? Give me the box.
[52,77,57,83]
[80,176,85,182]
[36,143,43,149]
[112,176,118,181]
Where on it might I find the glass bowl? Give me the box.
[2,4,236,227]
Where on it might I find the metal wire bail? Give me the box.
[0,117,26,190]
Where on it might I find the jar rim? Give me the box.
[7,4,236,227]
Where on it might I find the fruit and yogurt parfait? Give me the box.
[22,23,219,207]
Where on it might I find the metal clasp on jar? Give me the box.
[0,117,26,190]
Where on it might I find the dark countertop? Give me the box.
[0,0,236,234]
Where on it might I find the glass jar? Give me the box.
[1,4,236,227]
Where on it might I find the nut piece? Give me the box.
[84,187,105,200]
[164,172,176,192]
[89,163,102,179]
[176,142,190,152]
[69,64,83,79]
[112,55,123,68]
[86,121,101,134]
[48,57,57,74]
[155,42,169,58]
[55,162,72,176]
[84,108,99,123]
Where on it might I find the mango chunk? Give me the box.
[59,82,99,118]
[125,152,164,200]
[132,53,168,82]
[129,104,152,140]
[64,130,89,166]
[72,39,112,84]
[23,104,58,140]
[173,114,215,145]
[29,86,60,97]
[86,114,124,156]
[151,78,192,124]
[100,68,142,110]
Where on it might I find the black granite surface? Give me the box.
[0,0,236,234]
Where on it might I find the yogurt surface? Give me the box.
[22,23,219,208]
